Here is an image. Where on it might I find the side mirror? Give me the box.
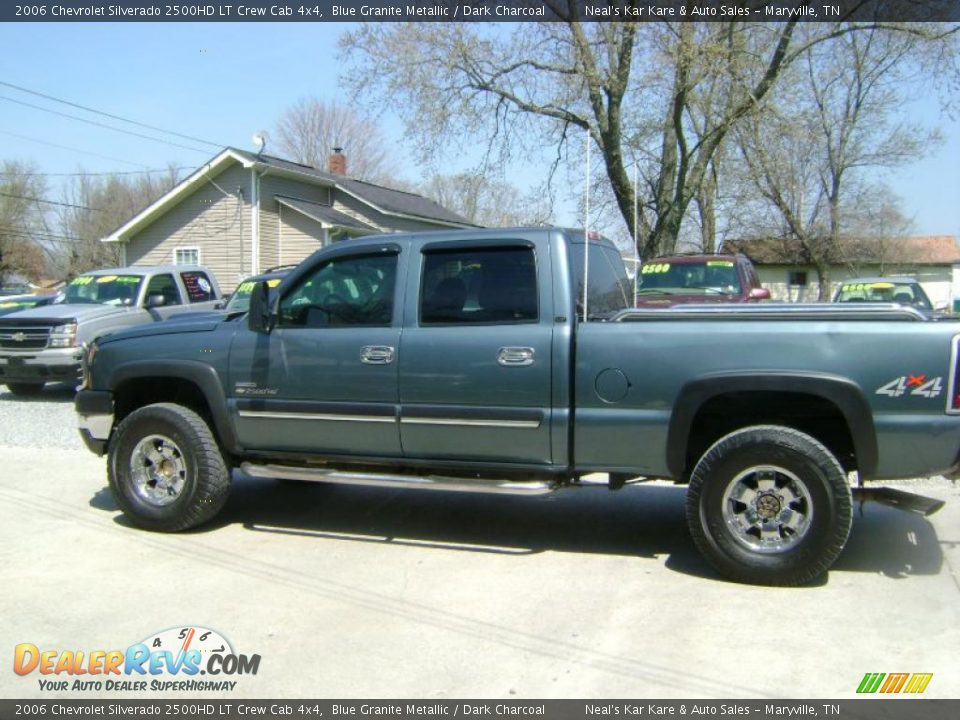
[144,294,166,308]
[748,287,771,301]
[247,280,274,333]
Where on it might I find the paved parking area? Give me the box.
[1,385,959,700]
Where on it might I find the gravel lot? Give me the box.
[0,383,82,449]
[2,388,959,701]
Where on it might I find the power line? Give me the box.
[0,130,153,168]
[0,167,196,177]
[0,94,212,155]
[0,226,92,243]
[0,79,223,149]
[0,191,103,212]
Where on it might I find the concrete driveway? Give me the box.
[1,386,958,700]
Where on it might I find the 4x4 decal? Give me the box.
[875,375,943,398]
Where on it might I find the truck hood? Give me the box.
[98,317,227,344]
[0,303,133,323]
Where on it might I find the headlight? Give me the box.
[80,340,99,390]
[49,322,78,348]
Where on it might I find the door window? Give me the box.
[278,252,397,327]
[420,246,538,325]
[144,274,183,306]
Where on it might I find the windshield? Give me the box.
[225,277,284,313]
[638,260,742,295]
[58,274,144,305]
[835,281,932,310]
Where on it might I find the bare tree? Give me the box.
[274,98,400,183]
[340,13,955,259]
[0,161,48,284]
[55,166,182,276]
[733,26,938,299]
[421,173,553,228]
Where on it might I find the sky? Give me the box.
[0,21,958,238]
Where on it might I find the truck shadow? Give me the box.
[0,383,76,403]
[123,474,943,584]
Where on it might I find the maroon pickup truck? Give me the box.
[635,253,770,307]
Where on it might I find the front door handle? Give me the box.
[497,347,535,367]
[360,345,395,365]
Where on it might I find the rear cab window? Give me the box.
[569,240,632,320]
[419,246,538,325]
[180,271,216,303]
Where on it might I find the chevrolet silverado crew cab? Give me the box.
[0,265,221,395]
[75,228,958,585]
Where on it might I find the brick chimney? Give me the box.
[328,147,346,175]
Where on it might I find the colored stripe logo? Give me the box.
[857,672,933,694]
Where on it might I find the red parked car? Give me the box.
[635,253,770,307]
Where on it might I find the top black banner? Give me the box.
[3,1,958,23]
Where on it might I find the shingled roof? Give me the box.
[229,148,475,227]
[725,235,960,266]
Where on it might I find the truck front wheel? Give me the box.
[686,425,852,586]
[107,403,230,532]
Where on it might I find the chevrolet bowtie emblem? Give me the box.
[12,332,26,342]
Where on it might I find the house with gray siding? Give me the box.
[102,148,477,291]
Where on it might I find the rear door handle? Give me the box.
[497,347,535,367]
[360,345,395,365]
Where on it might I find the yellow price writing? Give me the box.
[641,263,672,274]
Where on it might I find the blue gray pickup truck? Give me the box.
[75,228,958,585]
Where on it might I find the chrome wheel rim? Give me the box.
[721,465,813,554]
[129,434,187,507]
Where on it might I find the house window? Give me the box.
[174,247,200,266]
[788,271,808,286]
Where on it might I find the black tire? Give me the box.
[686,425,852,586]
[108,403,230,532]
[6,382,45,396]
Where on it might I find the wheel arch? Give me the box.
[667,372,877,480]
[109,360,239,456]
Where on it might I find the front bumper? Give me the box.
[76,389,114,456]
[0,348,83,384]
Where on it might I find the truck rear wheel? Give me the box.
[6,382,45,396]
[108,402,230,532]
[686,425,852,586]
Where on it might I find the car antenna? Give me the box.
[582,128,590,322]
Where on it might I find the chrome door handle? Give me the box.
[360,345,395,365]
[497,347,535,367]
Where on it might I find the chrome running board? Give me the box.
[240,463,558,496]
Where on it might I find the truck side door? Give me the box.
[228,245,404,456]
[398,239,554,466]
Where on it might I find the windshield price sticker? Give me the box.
[844,282,895,292]
[70,276,94,286]
[707,261,735,267]
[641,263,672,274]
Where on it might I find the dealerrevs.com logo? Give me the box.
[13,626,260,693]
